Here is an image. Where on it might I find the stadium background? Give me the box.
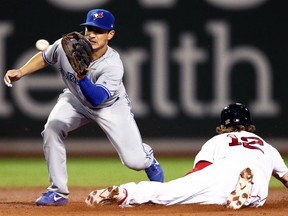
[1,0,288,156]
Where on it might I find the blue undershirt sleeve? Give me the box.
[78,76,109,107]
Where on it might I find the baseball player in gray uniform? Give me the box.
[3,9,164,206]
[85,103,288,209]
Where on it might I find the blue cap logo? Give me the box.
[80,9,115,31]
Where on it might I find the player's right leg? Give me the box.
[35,191,68,206]
[36,91,90,206]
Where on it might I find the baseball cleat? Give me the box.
[226,167,254,210]
[35,191,68,206]
[145,159,164,182]
[85,186,127,207]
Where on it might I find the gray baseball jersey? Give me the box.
[44,38,125,109]
[41,38,154,195]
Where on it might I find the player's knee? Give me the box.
[122,157,151,171]
[41,119,67,139]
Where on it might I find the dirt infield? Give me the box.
[0,188,287,216]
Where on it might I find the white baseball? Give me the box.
[35,39,50,51]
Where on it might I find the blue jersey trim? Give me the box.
[78,77,109,107]
[95,84,111,97]
[42,51,57,65]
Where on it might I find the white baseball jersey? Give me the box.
[120,131,288,207]
[41,39,154,195]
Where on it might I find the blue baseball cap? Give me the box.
[80,9,115,31]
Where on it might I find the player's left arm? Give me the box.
[77,76,109,106]
[77,67,122,107]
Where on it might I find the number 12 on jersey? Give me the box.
[227,134,264,154]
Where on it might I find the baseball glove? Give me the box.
[61,31,93,76]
